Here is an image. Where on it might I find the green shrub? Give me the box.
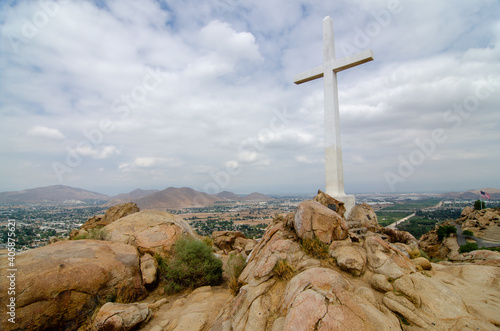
[163,236,223,294]
[462,230,474,236]
[436,225,456,241]
[300,237,330,259]
[474,200,485,210]
[154,253,168,278]
[203,236,214,247]
[459,242,478,253]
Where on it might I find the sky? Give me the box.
[0,0,499,196]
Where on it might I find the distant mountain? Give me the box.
[135,187,222,209]
[0,185,109,203]
[107,189,160,205]
[438,188,500,200]
[215,191,242,201]
[241,192,273,201]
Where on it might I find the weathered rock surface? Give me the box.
[347,203,379,231]
[208,204,500,331]
[212,230,255,254]
[104,210,196,257]
[364,236,417,279]
[142,286,233,331]
[13,200,500,331]
[93,302,151,331]
[70,202,140,239]
[369,273,393,292]
[141,253,158,287]
[331,244,366,276]
[461,206,474,217]
[461,207,500,241]
[294,200,349,244]
[417,221,456,260]
[313,189,347,218]
[412,257,432,270]
[0,240,146,330]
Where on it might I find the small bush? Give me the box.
[200,236,213,248]
[474,200,485,210]
[436,225,456,241]
[163,236,223,294]
[154,253,168,278]
[300,237,330,259]
[273,259,295,281]
[227,253,246,296]
[75,227,109,241]
[459,242,478,253]
[462,230,474,236]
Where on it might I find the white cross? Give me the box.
[294,16,373,210]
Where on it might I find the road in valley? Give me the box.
[384,200,443,230]
[385,213,415,230]
[455,225,500,248]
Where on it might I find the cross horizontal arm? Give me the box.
[332,49,373,73]
[293,64,324,85]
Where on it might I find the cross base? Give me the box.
[326,194,356,219]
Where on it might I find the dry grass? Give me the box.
[408,247,421,259]
[227,253,246,296]
[273,259,296,281]
[229,275,244,296]
[300,237,330,259]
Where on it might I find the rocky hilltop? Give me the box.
[2,193,500,330]
[419,206,500,262]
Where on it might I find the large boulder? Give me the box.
[280,268,400,330]
[212,230,254,253]
[0,240,146,330]
[461,206,474,217]
[418,224,452,260]
[104,210,196,258]
[293,200,349,244]
[146,286,233,331]
[364,236,416,279]
[313,190,346,218]
[83,202,140,231]
[331,244,367,276]
[347,203,379,231]
[140,253,158,287]
[93,302,151,331]
[70,202,140,239]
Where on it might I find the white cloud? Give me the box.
[26,126,65,140]
[119,157,184,171]
[199,20,263,62]
[75,145,120,159]
[1,0,499,194]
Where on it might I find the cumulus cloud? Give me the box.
[119,157,184,171]
[26,126,65,140]
[75,145,120,159]
[1,0,499,194]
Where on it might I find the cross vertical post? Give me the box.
[294,16,373,217]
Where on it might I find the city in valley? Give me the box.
[1,191,498,252]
